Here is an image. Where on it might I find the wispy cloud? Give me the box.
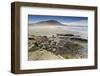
[63,20,88,26]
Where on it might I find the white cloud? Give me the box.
[64,20,88,26]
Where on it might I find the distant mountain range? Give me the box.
[29,20,66,26]
[29,20,87,27]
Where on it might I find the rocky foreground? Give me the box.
[28,34,88,60]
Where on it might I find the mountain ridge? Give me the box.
[29,20,87,27]
[29,20,65,26]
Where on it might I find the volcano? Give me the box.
[29,20,65,26]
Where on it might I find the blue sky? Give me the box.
[28,15,88,25]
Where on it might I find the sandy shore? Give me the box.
[28,49,65,60]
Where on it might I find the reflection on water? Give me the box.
[59,26,88,34]
[29,26,88,38]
